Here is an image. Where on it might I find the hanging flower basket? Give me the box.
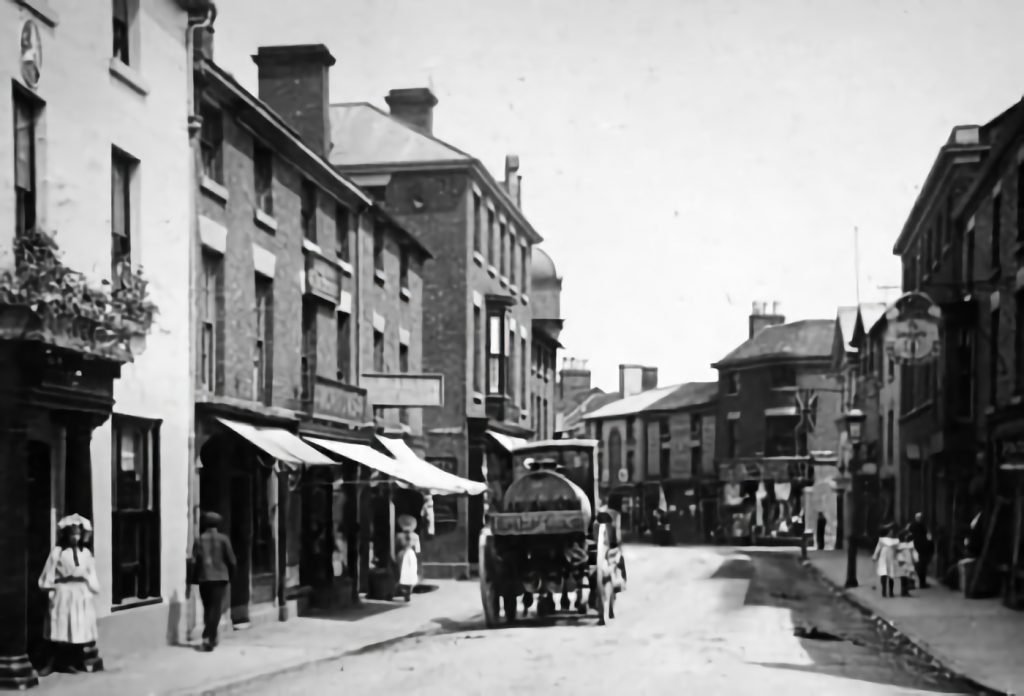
[0,229,159,361]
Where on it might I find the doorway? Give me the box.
[26,440,52,668]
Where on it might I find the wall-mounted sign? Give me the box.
[312,377,366,423]
[20,20,42,89]
[884,292,942,365]
[617,467,629,484]
[304,253,341,304]
[361,373,444,407]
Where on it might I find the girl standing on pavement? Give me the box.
[37,514,101,674]
[872,523,900,598]
[395,515,421,602]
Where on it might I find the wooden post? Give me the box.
[1011,478,1022,607]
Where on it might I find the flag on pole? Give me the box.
[658,485,668,513]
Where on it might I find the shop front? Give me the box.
[0,338,137,689]
[987,419,1024,607]
[297,377,372,611]
[718,458,813,543]
[194,406,334,630]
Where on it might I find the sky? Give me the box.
[210,0,1024,392]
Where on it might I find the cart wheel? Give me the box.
[595,524,616,625]
[479,531,500,628]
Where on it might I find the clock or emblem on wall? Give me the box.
[20,19,42,89]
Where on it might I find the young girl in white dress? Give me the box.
[38,515,100,674]
[395,515,421,602]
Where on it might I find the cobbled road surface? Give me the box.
[242,545,974,696]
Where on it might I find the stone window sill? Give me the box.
[254,208,277,232]
[521,294,530,306]
[109,58,150,96]
[499,276,509,288]
[18,0,59,25]
[374,269,387,286]
[338,259,354,277]
[487,265,498,278]
[302,238,324,255]
[473,251,485,267]
[400,286,411,302]
[200,176,228,205]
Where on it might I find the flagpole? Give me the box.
[854,226,862,305]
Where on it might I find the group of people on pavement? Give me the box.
[872,512,935,597]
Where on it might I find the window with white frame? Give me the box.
[13,91,37,238]
[112,0,137,66]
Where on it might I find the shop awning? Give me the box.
[377,436,487,496]
[485,430,529,453]
[215,417,335,469]
[304,437,417,486]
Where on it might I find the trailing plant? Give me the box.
[0,228,159,356]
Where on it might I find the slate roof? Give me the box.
[713,319,836,368]
[584,385,683,421]
[856,303,888,338]
[328,102,470,167]
[645,381,718,412]
[558,391,620,432]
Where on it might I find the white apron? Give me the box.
[38,546,100,644]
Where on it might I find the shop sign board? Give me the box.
[884,292,942,365]
[491,510,586,535]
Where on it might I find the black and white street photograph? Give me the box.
[1,0,1023,694]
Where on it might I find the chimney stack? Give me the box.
[619,364,645,398]
[558,357,593,404]
[641,367,659,392]
[749,299,785,339]
[385,88,438,135]
[505,155,522,208]
[252,44,336,157]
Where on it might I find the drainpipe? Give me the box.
[183,3,216,642]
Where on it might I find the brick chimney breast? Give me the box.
[385,88,438,136]
[252,44,336,157]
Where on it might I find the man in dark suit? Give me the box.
[190,511,236,652]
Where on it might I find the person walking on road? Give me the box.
[872,523,900,598]
[908,512,935,589]
[190,511,236,652]
[816,512,827,550]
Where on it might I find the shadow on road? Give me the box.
[734,551,971,694]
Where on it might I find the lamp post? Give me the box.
[837,408,866,589]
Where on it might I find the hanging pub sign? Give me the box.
[884,292,942,365]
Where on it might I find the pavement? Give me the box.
[31,579,474,696]
[808,549,1024,696]
[241,545,969,696]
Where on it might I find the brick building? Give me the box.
[712,305,840,541]
[190,41,430,628]
[0,0,209,685]
[555,358,615,438]
[328,88,546,578]
[584,379,718,542]
[949,98,1024,599]
[893,122,996,580]
[530,247,563,440]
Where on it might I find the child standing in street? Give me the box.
[395,515,421,602]
[896,532,919,597]
[872,523,900,598]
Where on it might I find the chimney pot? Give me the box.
[385,87,438,135]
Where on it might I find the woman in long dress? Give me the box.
[395,515,420,602]
[37,514,100,674]
[872,522,900,598]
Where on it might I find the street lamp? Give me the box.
[837,408,866,589]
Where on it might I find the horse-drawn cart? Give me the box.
[478,438,626,626]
